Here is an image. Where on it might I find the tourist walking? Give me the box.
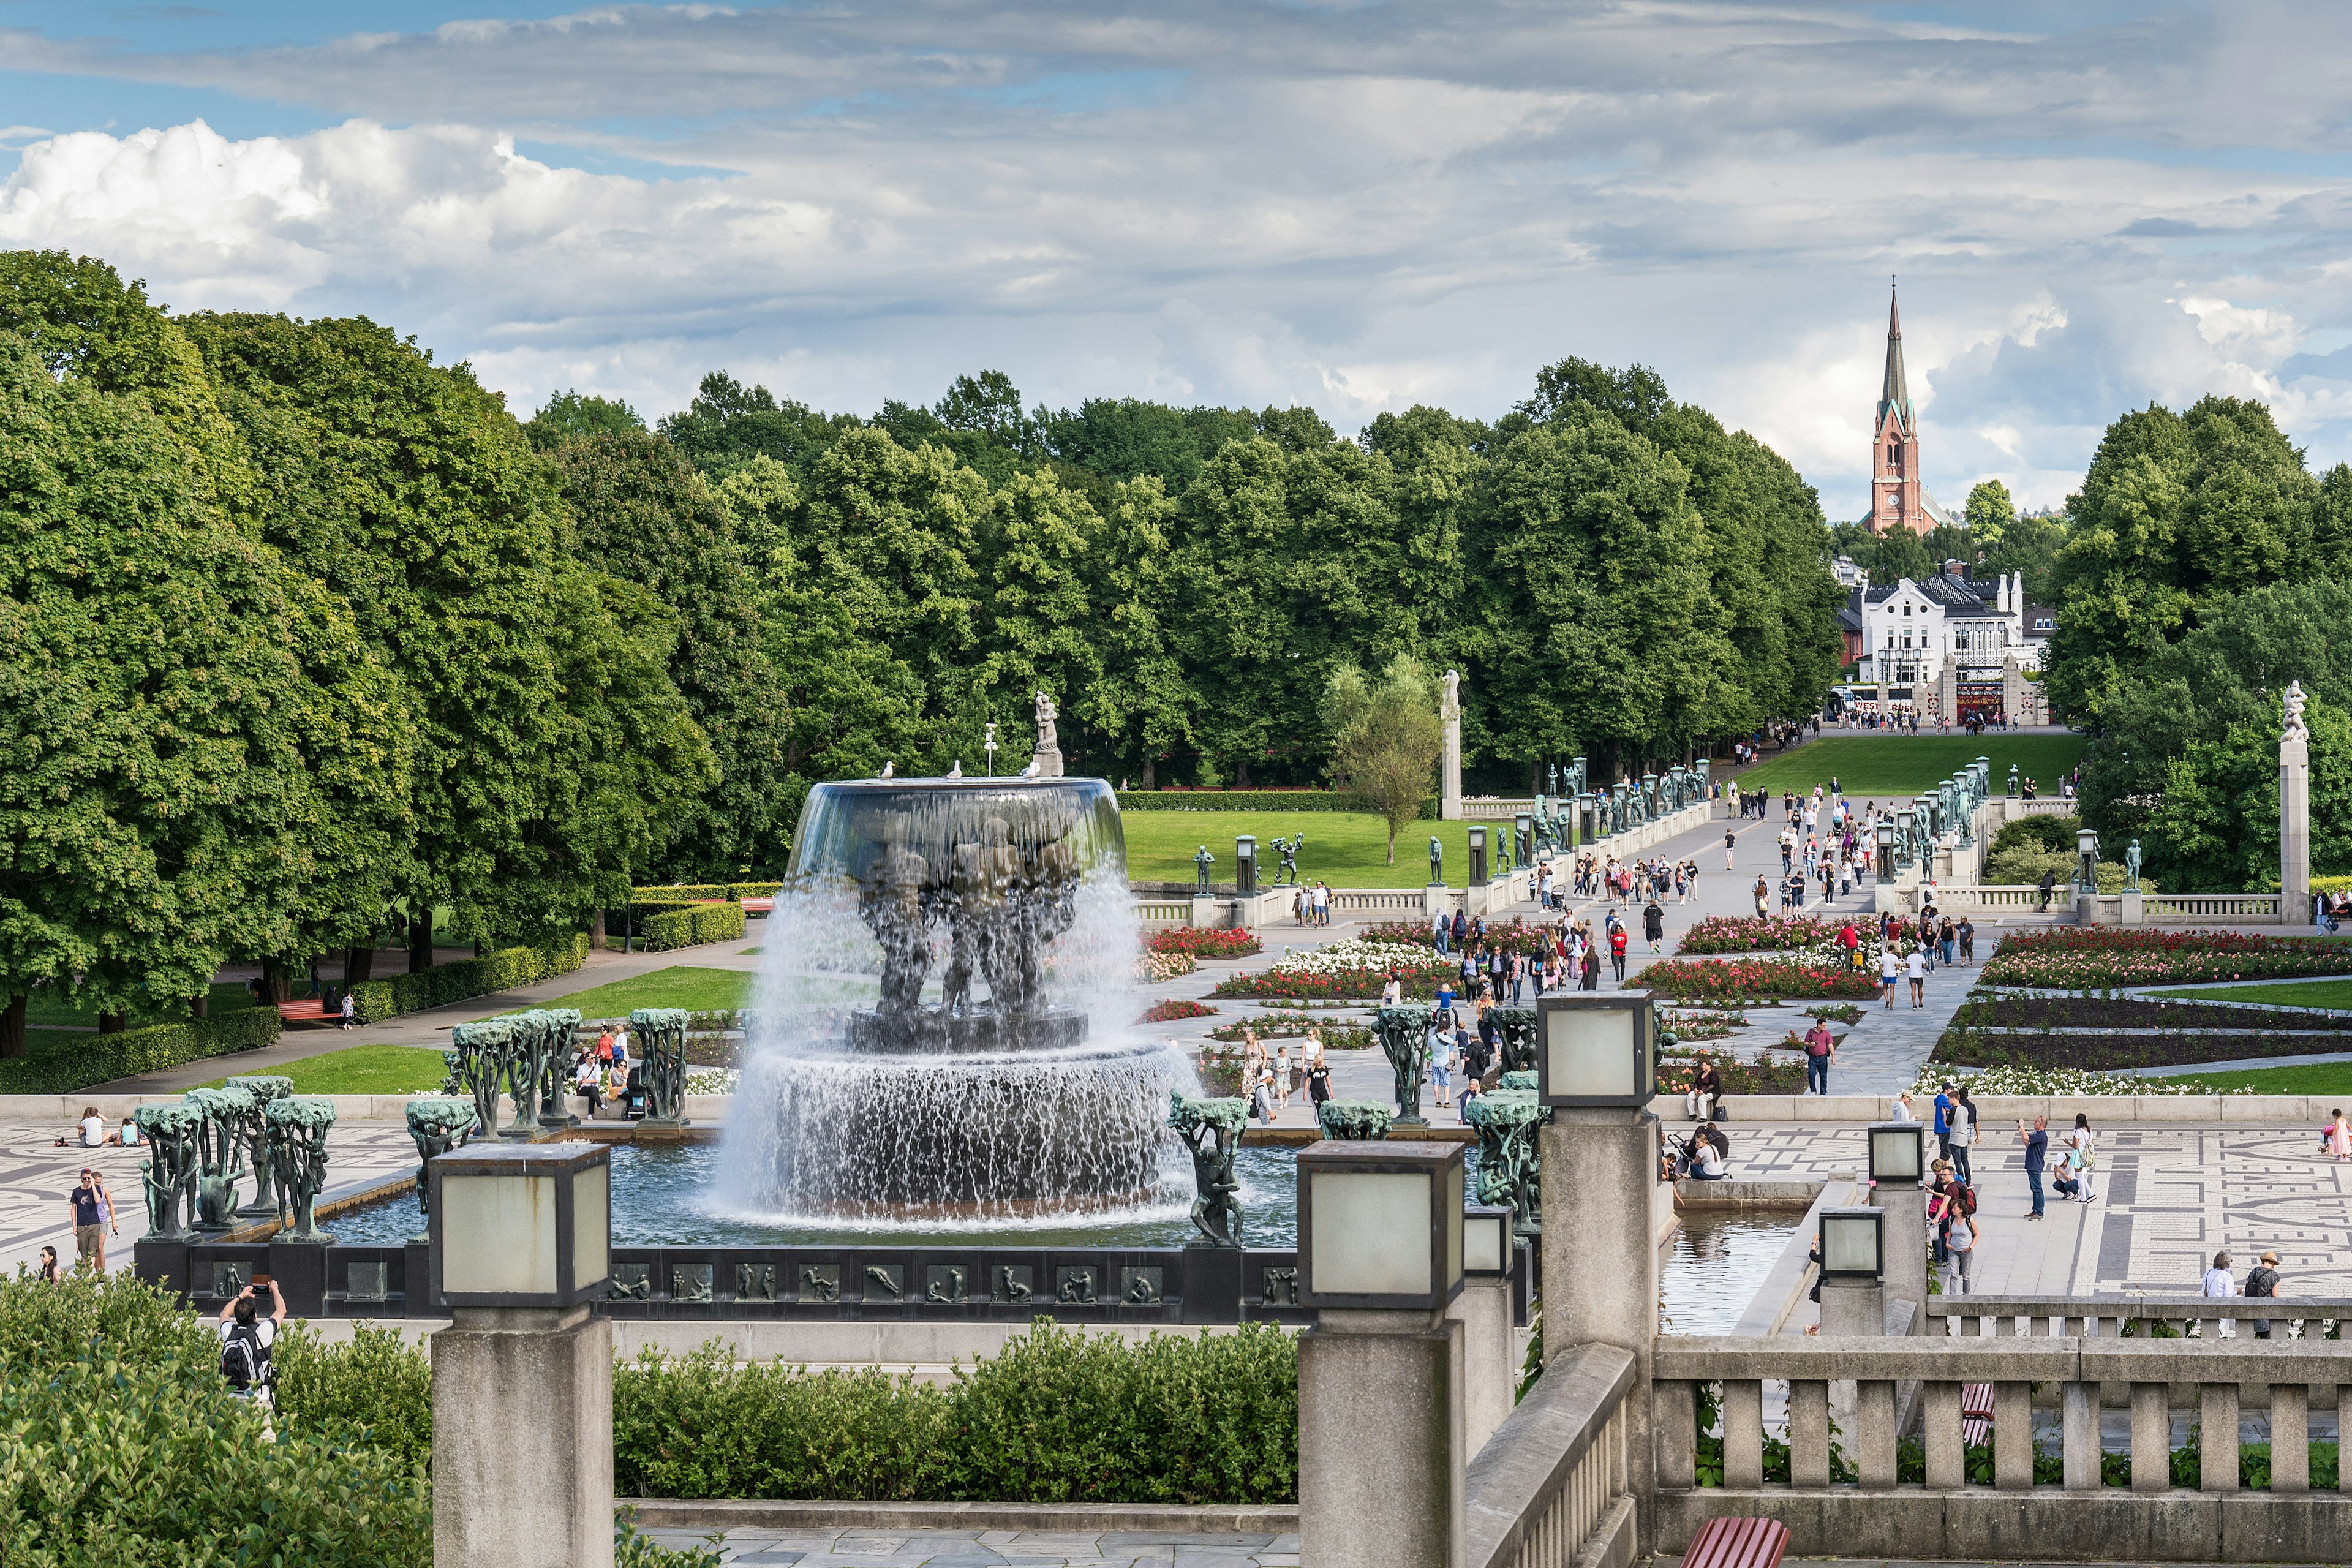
[1643,899,1664,954]
[1725,826,1737,870]
[218,1280,285,1425]
[1879,946,1901,1008]
[1906,944,1926,1008]
[2016,1114,2049,1219]
[1434,908,1450,954]
[1432,1032,1454,1108]
[1273,1042,1294,1114]
[67,1168,117,1273]
[1580,941,1600,991]
[2329,1107,2351,1161]
[1943,1202,1979,1295]
[1948,1087,1978,1184]
[1802,1017,1835,1096]
[1608,922,1628,983]
[1957,914,1975,963]
[2247,1250,2282,1339]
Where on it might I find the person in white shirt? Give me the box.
[1879,948,1902,1009]
[1906,948,1928,1008]
[1891,1091,1918,1123]
[2201,1250,2237,1338]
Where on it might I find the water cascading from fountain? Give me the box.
[721,775,1188,1225]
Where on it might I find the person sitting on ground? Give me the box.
[1692,1127,1730,1180]
[54,1106,119,1148]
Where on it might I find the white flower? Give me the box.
[1267,939,1438,978]
[685,1068,740,1096]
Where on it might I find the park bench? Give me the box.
[1678,1515,1789,1568]
[1961,1380,1996,1447]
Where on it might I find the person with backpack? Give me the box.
[218,1280,285,1423]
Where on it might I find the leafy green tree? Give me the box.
[548,430,791,877]
[1324,656,1444,862]
[1964,479,2017,543]
[1978,509,2068,606]
[524,389,644,450]
[657,372,853,480]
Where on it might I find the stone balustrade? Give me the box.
[1926,1292,2352,1340]
[1651,1333,2352,1562]
[1464,1343,1637,1568]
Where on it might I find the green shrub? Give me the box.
[274,1323,434,1472]
[638,902,746,952]
[1117,789,1437,818]
[348,933,590,1025]
[0,1008,282,1095]
[727,882,783,900]
[632,884,731,902]
[1989,814,2078,856]
[614,1319,1298,1504]
[1983,846,2149,894]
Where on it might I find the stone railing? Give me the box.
[1461,798,1536,820]
[1926,1292,2352,1338]
[2147,892,2285,922]
[1653,1334,2352,1562]
[1888,884,2056,913]
[1132,899,1194,927]
[1465,1342,1637,1568]
[1327,888,1438,916]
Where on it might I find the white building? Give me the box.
[1838,567,2051,722]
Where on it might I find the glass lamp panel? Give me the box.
[571,1162,610,1292]
[442,1174,557,1297]
[1463,1213,1505,1273]
[1822,1214,1882,1276]
[1869,1126,1921,1182]
[1545,1008,1634,1099]
[1444,1174,1463,1289]
[1310,1170,1433,1298]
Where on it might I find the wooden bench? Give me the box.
[1679,1515,1790,1568]
[1961,1380,1995,1447]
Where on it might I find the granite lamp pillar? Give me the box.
[1875,820,1896,880]
[1513,812,1533,870]
[1536,992,1659,1538]
[430,1142,613,1568]
[1450,1203,1517,1455]
[1817,1206,1887,1336]
[2283,685,2312,923]
[1235,835,1258,897]
[1466,827,1488,887]
[2075,826,2099,895]
[1868,1121,1926,1332]
[1297,1140,1468,1568]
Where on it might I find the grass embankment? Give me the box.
[1123,813,1492,888]
[485,963,755,1020]
[197,1044,454,1095]
[1731,736,2087,799]
[2155,1063,2352,1096]
[2152,978,2352,1010]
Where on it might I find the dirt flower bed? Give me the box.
[1661,1008,1747,1040]
[1950,995,2352,1033]
[1979,927,2352,989]
[1638,957,1878,1003]
[1676,915,1839,955]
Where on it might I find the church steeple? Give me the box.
[1879,284,1910,427]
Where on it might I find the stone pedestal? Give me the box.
[433,1305,614,1568]
[1423,884,1450,919]
[1190,893,1215,929]
[2283,728,2310,924]
[1541,1108,1659,1538]
[1446,1274,1515,1457]
[1819,1276,1885,1338]
[2119,889,2145,925]
[1874,1182,1926,1334]
[1300,1308,1466,1568]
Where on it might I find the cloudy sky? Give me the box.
[5,1,2351,519]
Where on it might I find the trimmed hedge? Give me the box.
[348,932,590,1025]
[639,901,748,951]
[630,882,783,902]
[1117,789,1438,818]
[613,1318,1297,1503]
[0,1007,282,1095]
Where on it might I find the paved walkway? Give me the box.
[636,1527,1295,1566]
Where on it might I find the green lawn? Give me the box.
[2154,1062,2352,1095]
[1732,736,2087,801]
[1122,813,1497,889]
[196,1045,453,1095]
[2151,978,2352,1010]
[28,979,255,1028]
[488,965,753,1020]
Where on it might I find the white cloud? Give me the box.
[9,2,2352,519]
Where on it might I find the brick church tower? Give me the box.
[1869,285,1929,535]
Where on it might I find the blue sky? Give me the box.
[6,1,2352,519]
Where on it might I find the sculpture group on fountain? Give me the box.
[135,1076,337,1244]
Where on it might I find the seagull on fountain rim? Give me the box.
[880,760,894,778]
[948,760,963,778]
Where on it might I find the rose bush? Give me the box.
[1906,1061,2253,1097]
[1637,957,1879,1003]
[1147,928,1263,959]
[1978,928,2352,989]
[1140,998,1216,1023]
[1660,1008,1747,1039]
[1137,951,1199,982]
[1676,915,1840,955]
[1363,918,1557,957]
[1212,938,1455,1000]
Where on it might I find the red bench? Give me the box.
[1680,1516,1790,1568]
[1961,1381,1995,1447]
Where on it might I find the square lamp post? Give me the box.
[1463,1203,1513,1276]
[1297,1139,1471,1568]
[1534,992,1656,1108]
[1466,826,1488,887]
[1875,818,1896,879]
[2076,826,2100,897]
[1817,1205,1888,1340]
[1235,834,1257,896]
[1298,1140,1465,1311]
[1865,1122,1925,1335]
[429,1139,614,1568]
[1868,1121,1924,1188]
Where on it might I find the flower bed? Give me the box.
[1676,914,1838,956]
[1978,928,2352,989]
[1206,1012,1374,1049]
[1803,1003,1865,1025]
[1908,1061,2252,1097]
[1137,951,1199,982]
[1950,995,2352,1033]
[1140,998,1217,1023]
[1661,1008,1747,1040]
[1935,1027,2352,1072]
[1146,928,1263,959]
[1213,938,1455,1000]
[1636,957,1878,1003]
[1362,918,1558,957]
[1659,1049,1806,1096]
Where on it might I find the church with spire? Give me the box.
[1867,284,1955,535]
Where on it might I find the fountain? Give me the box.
[725,775,1180,1224]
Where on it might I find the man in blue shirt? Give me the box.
[2016,1114,2049,1219]
[1933,1082,1956,1162]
